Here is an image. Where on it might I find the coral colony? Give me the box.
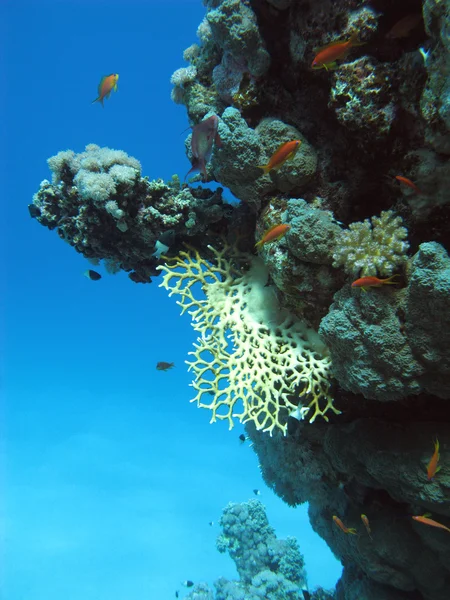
[30,1,450,599]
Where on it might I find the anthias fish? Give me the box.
[311,34,364,70]
[92,73,119,107]
[258,140,301,174]
[412,515,450,534]
[351,274,401,291]
[156,362,175,371]
[185,115,221,180]
[395,175,422,194]
[427,438,441,481]
[84,269,102,281]
[255,224,291,249]
[332,515,357,535]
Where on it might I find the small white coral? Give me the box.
[170,66,197,87]
[332,210,409,276]
[105,200,124,219]
[197,17,212,43]
[74,171,116,202]
[109,164,138,185]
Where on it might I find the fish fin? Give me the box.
[258,164,271,174]
[215,132,222,147]
[184,158,200,181]
[384,274,402,285]
[114,83,118,92]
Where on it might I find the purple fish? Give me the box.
[185,115,222,181]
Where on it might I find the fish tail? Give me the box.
[384,274,402,285]
[255,240,263,249]
[258,164,271,174]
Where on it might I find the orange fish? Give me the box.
[258,140,301,174]
[333,515,357,535]
[395,175,422,194]
[427,438,441,481]
[92,73,119,107]
[311,33,364,70]
[386,14,422,39]
[412,515,450,534]
[255,224,290,249]
[361,514,372,539]
[351,274,401,292]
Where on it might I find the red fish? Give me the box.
[185,115,222,181]
[386,14,422,39]
[412,515,450,534]
[351,274,401,292]
[395,175,422,194]
[255,224,290,249]
[258,140,301,174]
[311,34,364,70]
[92,73,119,107]
[333,515,357,535]
[427,438,441,481]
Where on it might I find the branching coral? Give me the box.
[157,244,338,435]
[332,210,409,277]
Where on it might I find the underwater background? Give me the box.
[2,1,450,600]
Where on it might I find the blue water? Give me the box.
[1,1,342,598]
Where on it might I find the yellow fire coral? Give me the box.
[157,244,339,435]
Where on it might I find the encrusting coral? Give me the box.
[157,243,338,435]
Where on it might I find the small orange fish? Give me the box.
[258,140,301,174]
[311,33,364,70]
[412,515,450,534]
[255,224,290,249]
[386,14,422,39]
[395,175,422,194]
[92,73,119,107]
[351,274,401,292]
[361,514,372,539]
[333,515,357,535]
[427,438,441,481]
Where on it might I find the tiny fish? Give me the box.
[182,580,194,588]
[253,489,261,496]
[351,274,401,292]
[258,140,301,174]
[84,269,102,281]
[185,115,221,180]
[92,73,119,107]
[175,592,179,599]
[311,33,364,70]
[427,438,441,481]
[361,514,372,539]
[412,515,450,534]
[255,224,290,249]
[332,515,357,535]
[302,590,311,600]
[157,362,175,371]
[386,14,422,39]
[395,175,422,194]
[239,434,246,443]
[209,521,214,526]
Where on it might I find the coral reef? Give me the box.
[185,499,313,600]
[320,241,450,401]
[30,1,450,599]
[29,144,244,282]
[157,243,338,435]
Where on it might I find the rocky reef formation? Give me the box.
[30,1,450,599]
[183,499,334,600]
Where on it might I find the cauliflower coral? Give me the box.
[332,210,409,276]
[157,244,338,435]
